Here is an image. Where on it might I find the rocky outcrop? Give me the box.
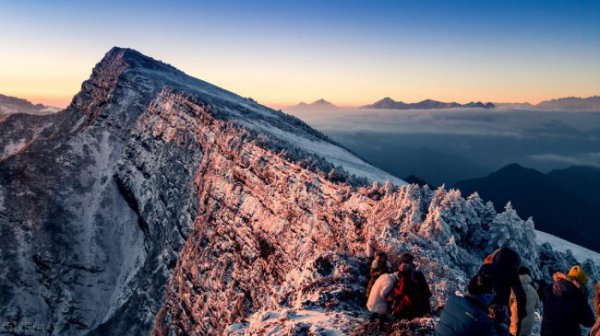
[0,47,401,335]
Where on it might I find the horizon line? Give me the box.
[4,91,599,110]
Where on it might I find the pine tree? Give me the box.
[465,193,496,250]
[489,202,539,271]
[419,189,477,245]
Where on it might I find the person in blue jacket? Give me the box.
[436,264,510,336]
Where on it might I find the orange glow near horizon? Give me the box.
[7,88,600,110]
[1,48,598,109]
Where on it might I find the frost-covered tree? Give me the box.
[398,184,429,233]
[489,202,539,271]
[465,193,497,250]
[419,189,479,245]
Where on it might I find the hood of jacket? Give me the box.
[552,272,584,298]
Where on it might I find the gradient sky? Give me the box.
[1,0,599,108]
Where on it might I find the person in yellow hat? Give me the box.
[568,265,588,286]
[540,265,595,336]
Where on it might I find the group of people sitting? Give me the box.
[365,252,432,328]
[365,247,600,336]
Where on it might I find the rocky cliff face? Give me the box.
[0,48,595,336]
[0,48,398,335]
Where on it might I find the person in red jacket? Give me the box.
[391,253,432,320]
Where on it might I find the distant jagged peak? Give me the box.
[0,93,37,106]
[312,98,334,105]
[70,46,253,121]
[0,93,60,117]
[495,95,600,111]
[379,96,396,103]
[362,97,495,110]
[535,95,600,111]
[289,98,338,110]
[360,97,407,109]
[418,98,440,104]
[100,46,180,74]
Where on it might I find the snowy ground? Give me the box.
[536,229,600,265]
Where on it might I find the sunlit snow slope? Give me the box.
[536,230,600,265]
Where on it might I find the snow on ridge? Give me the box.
[89,47,404,187]
[536,229,600,265]
[239,118,406,186]
[124,56,405,186]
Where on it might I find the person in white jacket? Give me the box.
[509,266,540,336]
[367,268,399,327]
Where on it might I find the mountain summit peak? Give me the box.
[99,46,179,74]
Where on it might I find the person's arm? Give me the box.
[417,272,432,298]
[578,295,595,328]
[533,289,541,310]
[512,274,527,320]
[416,272,432,314]
[370,260,378,277]
[380,278,394,299]
[510,273,527,335]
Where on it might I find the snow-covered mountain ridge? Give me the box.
[0,48,596,335]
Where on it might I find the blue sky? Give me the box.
[1,0,598,107]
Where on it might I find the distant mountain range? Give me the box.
[496,95,600,111]
[361,97,495,110]
[288,98,338,110]
[0,94,60,120]
[454,164,600,252]
[288,95,600,111]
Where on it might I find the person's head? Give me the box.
[492,247,521,273]
[376,252,387,262]
[399,252,414,265]
[568,265,588,286]
[468,264,495,296]
[517,266,531,276]
[594,283,600,316]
